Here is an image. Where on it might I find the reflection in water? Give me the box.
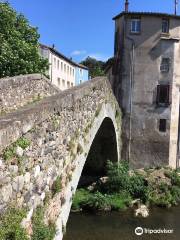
[64,206,180,240]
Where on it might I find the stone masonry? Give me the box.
[0,75,121,239]
[0,73,59,114]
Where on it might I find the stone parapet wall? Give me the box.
[0,74,59,114]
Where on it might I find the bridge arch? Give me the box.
[55,102,121,240]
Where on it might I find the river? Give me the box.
[64,206,180,240]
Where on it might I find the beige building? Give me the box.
[39,44,75,90]
[112,11,180,169]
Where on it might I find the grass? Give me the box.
[51,176,62,197]
[0,208,28,240]
[32,207,56,240]
[72,189,132,211]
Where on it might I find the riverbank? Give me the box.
[72,161,180,216]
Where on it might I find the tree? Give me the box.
[80,56,105,78]
[0,2,48,78]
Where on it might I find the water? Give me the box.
[64,206,180,240]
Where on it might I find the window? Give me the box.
[73,69,75,76]
[61,62,63,71]
[131,18,141,33]
[156,85,170,106]
[160,58,170,73]
[57,78,60,86]
[54,58,56,68]
[79,69,83,75]
[70,68,72,75]
[67,81,70,88]
[71,83,73,87]
[159,119,167,132]
[67,66,69,75]
[162,19,169,33]
[57,60,60,70]
[64,64,66,73]
[62,79,65,87]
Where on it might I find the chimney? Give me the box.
[175,0,178,15]
[125,0,129,12]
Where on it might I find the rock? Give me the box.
[24,172,31,184]
[0,159,5,170]
[0,184,13,203]
[40,192,46,201]
[33,165,41,178]
[21,208,34,236]
[22,123,33,134]
[44,193,62,225]
[135,204,149,218]
[12,175,24,192]
[9,165,18,174]
[37,138,43,146]
[16,146,24,157]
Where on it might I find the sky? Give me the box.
[3,0,180,63]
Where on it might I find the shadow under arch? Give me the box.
[79,117,118,186]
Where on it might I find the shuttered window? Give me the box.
[156,85,170,106]
[159,119,167,132]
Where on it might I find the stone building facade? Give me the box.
[112,11,180,169]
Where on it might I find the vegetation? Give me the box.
[80,56,115,78]
[72,161,180,212]
[72,189,132,211]
[80,57,105,78]
[52,176,62,196]
[0,208,28,240]
[32,207,56,240]
[0,2,48,78]
[3,137,30,161]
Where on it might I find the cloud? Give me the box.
[71,50,87,56]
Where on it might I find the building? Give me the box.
[39,44,89,90]
[112,10,180,169]
[75,64,89,85]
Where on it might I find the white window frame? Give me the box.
[131,19,141,33]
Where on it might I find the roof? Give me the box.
[113,11,180,20]
[39,44,88,70]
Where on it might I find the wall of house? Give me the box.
[114,15,180,168]
[49,52,75,90]
[75,67,89,86]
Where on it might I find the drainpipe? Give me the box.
[123,16,135,162]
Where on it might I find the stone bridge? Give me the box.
[0,74,121,239]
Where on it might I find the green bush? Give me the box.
[71,189,92,211]
[82,192,110,211]
[104,160,130,193]
[169,170,180,187]
[109,193,132,210]
[0,208,28,240]
[129,174,148,202]
[32,207,56,240]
